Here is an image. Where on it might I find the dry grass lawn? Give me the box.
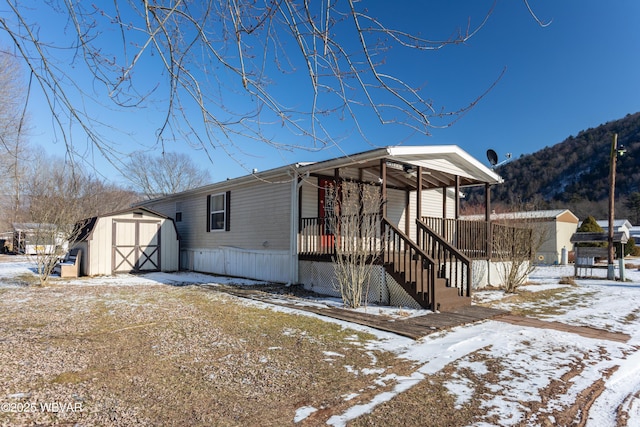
[2,267,636,426]
[0,283,421,426]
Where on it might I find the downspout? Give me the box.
[289,167,308,285]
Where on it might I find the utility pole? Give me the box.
[607,133,618,280]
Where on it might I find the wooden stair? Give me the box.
[381,218,471,312]
[383,252,470,312]
[433,276,471,311]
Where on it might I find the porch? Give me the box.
[289,146,507,312]
[298,214,524,311]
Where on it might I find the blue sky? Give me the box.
[3,1,639,185]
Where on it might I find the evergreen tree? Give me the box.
[576,216,605,247]
[577,216,604,233]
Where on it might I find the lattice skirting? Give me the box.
[298,261,422,309]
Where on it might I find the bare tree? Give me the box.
[491,212,551,293]
[0,50,31,231]
[327,180,382,308]
[0,1,533,171]
[23,155,138,284]
[24,159,84,285]
[122,151,210,199]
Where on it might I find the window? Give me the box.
[206,191,230,232]
[175,202,183,222]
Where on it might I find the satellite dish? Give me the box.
[486,149,498,166]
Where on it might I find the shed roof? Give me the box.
[595,219,633,229]
[73,207,172,243]
[461,209,579,223]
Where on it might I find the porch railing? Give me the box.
[417,219,471,297]
[421,217,489,259]
[298,215,381,258]
[421,216,533,260]
[299,217,336,257]
[381,217,435,309]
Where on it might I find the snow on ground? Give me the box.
[2,257,640,426]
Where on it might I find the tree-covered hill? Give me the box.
[463,112,640,221]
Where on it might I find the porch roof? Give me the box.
[296,145,503,189]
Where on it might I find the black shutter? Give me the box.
[206,194,211,232]
[225,191,231,231]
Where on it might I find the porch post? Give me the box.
[334,168,341,255]
[485,183,492,259]
[454,175,460,220]
[442,184,447,243]
[404,191,411,236]
[380,160,387,218]
[442,186,447,218]
[416,166,422,245]
[455,175,460,248]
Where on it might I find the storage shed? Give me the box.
[461,209,579,265]
[73,207,179,276]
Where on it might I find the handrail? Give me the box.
[381,217,436,308]
[417,219,472,298]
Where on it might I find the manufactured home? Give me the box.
[11,223,67,255]
[140,145,508,311]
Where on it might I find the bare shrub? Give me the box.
[492,212,551,293]
[327,181,382,308]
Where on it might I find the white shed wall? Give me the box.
[82,211,178,275]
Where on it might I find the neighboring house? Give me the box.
[596,219,633,240]
[140,145,506,311]
[630,226,640,242]
[72,207,179,276]
[461,209,580,265]
[11,223,67,255]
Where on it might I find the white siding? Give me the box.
[87,216,112,276]
[300,177,319,218]
[147,180,292,251]
[298,179,457,242]
[421,188,455,217]
[386,188,406,231]
[160,223,180,271]
[385,188,457,240]
[144,179,293,281]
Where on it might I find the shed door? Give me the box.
[112,220,161,273]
